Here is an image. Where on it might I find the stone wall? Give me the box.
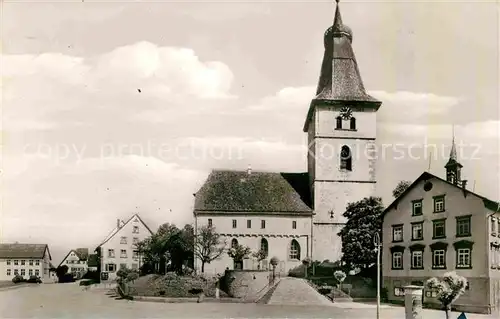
[220,270,273,301]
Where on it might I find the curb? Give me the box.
[130,296,245,304]
[0,284,38,292]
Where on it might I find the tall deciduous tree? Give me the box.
[194,225,226,273]
[135,223,195,274]
[426,272,467,319]
[338,196,384,270]
[392,180,412,198]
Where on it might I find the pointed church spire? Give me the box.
[445,125,463,185]
[448,125,458,162]
[304,0,381,132]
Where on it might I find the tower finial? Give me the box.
[449,124,457,161]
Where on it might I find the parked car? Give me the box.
[12,274,24,284]
[26,276,42,284]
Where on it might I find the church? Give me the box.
[193,1,382,274]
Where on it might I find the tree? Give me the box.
[56,265,69,278]
[426,272,467,319]
[227,244,252,261]
[392,180,412,198]
[194,225,226,273]
[253,249,268,269]
[338,196,384,270]
[135,223,195,275]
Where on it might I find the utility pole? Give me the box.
[374,233,381,319]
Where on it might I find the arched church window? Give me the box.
[260,238,269,257]
[289,240,301,260]
[336,116,342,129]
[340,145,352,171]
[231,238,238,249]
[350,117,356,130]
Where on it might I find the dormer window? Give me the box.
[350,117,356,130]
[340,145,352,171]
[336,116,342,129]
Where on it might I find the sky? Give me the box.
[1,0,499,264]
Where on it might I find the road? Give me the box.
[0,282,496,318]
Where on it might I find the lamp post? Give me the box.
[374,233,382,319]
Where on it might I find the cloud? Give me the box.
[372,90,462,124]
[1,42,236,131]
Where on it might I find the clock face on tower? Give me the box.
[339,107,353,120]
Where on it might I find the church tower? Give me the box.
[303,1,382,263]
[445,132,466,187]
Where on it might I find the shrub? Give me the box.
[79,279,95,286]
[58,273,75,283]
[270,256,279,267]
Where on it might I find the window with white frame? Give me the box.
[133,250,139,259]
[232,219,237,228]
[457,248,471,268]
[434,196,445,213]
[108,249,115,258]
[29,260,33,266]
[35,269,39,276]
[105,264,116,272]
[411,251,423,269]
[6,260,10,265]
[432,250,446,269]
[133,237,139,245]
[14,260,18,265]
[21,269,25,276]
[412,223,423,240]
[412,200,423,216]
[491,217,497,235]
[289,240,301,260]
[392,252,403,269]
[456,216,471,237]
[120,249,127,258]
[29,269,33,276]
[35,260,40,266]
[6,269,11,276]
[393,281,404,297]
[21,260,25,266]
[133,226,139,233]
[392,225,403,242]
[120,236,127,244]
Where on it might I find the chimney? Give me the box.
[117,219,121,229]
[247,164,252,175]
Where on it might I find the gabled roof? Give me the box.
[58,248,90,267]
[95,214,154,248]
[194,170,313,214]
[383,171,500,216]
[0,243,51,259]
[75,248,89,260]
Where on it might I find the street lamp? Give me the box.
[374,233,382,319]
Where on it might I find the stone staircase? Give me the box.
[265,277,334,306]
